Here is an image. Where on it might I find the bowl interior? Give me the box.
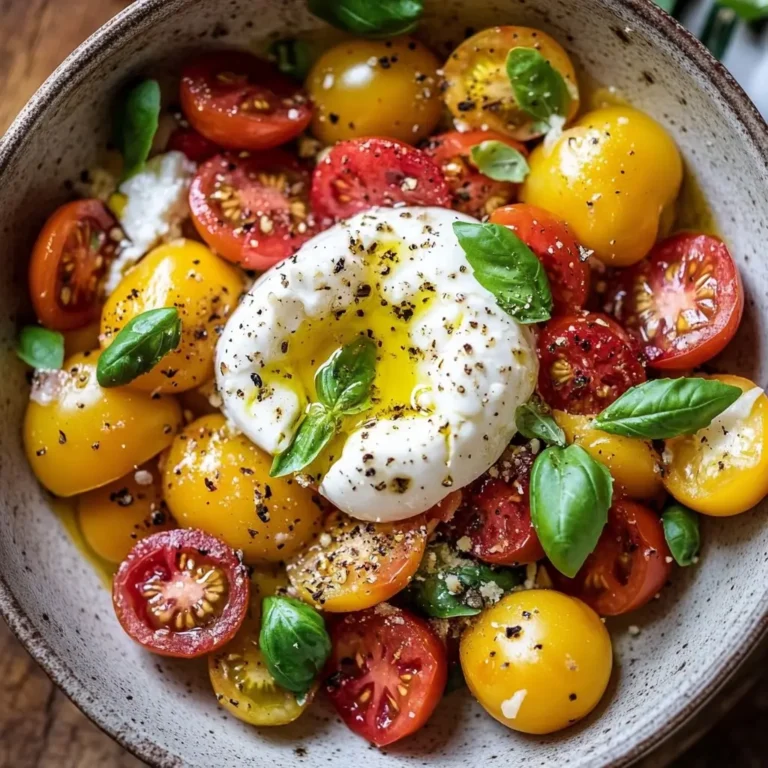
[0,1,767,766]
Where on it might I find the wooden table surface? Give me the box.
[0,1,766,766]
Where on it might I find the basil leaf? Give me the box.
[315,336,377,415]
[662,503,700,567]
[506,48,571,130]
[16,326,64,370]
[308,0,423,36]
[259,596,331,696]
[470,141,530,183]
[268,38,313,80]
[591,378,743,439]
[270,403,337,477]
[453,222,552,324]
[516,399,566,446]
[114,79,161,180]
[719,0,768,22]
[530,444,613,578]
[97,308,181,387]
[653,0,678,13]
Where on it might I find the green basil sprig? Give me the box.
[97,308,181,388]
[114,79,161,180]
[308,0,423,36]
[271,336,376,477]
[530,444,613,577]
[506,48,571,132]
[719,0,768,23]
[516,398,565,446]
[470,141,530,183]
[268,38,314,80]
[17,326,65,370]
[591,378,742,439]
[662,503,701,567]
[407,543,523,619]
[259,596,331,696]
[453,222,552,324]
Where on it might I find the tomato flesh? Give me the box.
[326,606,447,746]
[29,199,117,331]
[551,500,672,616]
[113,528,249,658]
[167,127,220,163]
[604,233,743,370]
[180,51,312,150]
[310,137,451,221]
[537,312,646,415]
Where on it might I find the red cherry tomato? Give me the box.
[325,605,447,747]
[426,490,464,526]
[29,199,117,331]
[603,233,743,370]
[449,446,544,565]
[421,130,526,219]
[112,528,249,658]
[550,500,672,616]
[180,51,312,150]
[490,203,590,314]
[189,151,321,270]
[310,137,451,221]
[167,127,220,163]
[537,312,646,415]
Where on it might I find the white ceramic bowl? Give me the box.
[0,1,766,766]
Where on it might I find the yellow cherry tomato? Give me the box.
[460,590,612,734]
[306,37,443,145]
[553,410,664,501]
[521,106,683,266]
[77,464,173,563]
[662,374,768,516]
[100,239,244,393]
[24,351,182,497]
[162,415,323,562]
[63,320,101,357]
[443,26,579,141]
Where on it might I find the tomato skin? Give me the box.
[550,500,671,616]
[112,528,250,658]
[604,233,743,370]
[180,51,312,150]
[422,131,526,219]
[310,137,451,221]
[167,127,220,163]
[490,203,590,314]
[537,312,646,415]
[325,606,447,746]
[29,199,117,331]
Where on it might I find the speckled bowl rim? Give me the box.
[1,1,767,766]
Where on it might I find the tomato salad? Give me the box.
[18,1,767,747]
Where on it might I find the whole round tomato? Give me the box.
[179,51,312,150]
[112,528,250,658]
[450,445,544,565]
[490,203,590,314]
[604,233,743,370]
[29,199,117,331]
[167,126,220,163]
[550,500,672,616]
[537,312,646,414]
[310,137,451,221]
[325,605,447,746]
[189,151,321,270]
[422,131,526,219]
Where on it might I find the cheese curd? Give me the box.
[216,207,538,522]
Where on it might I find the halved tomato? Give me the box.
[189,151,320,270]
[179,51,312,150]
[449,445,544,565]
[310,137,451,221]
[167,126,220,163]
[325,605,447,746]
[550,500,672,616]
[421,130,526,219]
[29,199,117,331]
[604,233,743,370]
[490,203,590,314]
[537,312,646,415]
[113,528,249,658]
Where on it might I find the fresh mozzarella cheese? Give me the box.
[216,207,538,522]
